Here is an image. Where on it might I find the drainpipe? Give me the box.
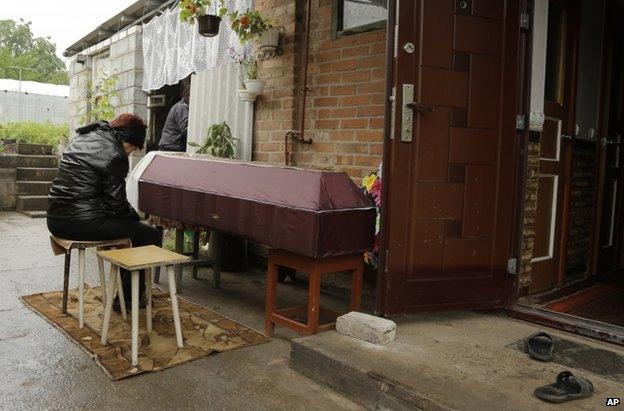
[285,0,314,165]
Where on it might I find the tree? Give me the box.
[0,19,69,85]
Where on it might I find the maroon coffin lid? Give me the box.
[138,155,376,258]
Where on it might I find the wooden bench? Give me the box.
[97,245,189,366]
[265,249,363,336]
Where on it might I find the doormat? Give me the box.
[507,335,624,383]
[20,286,270,380]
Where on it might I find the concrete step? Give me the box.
[16,181,52,196]
[18,210,47,218]
[16,195,48,211]
[16,167,57,181]
[290,334,438,411]
[0,154,58,168]
[4,143,54,155]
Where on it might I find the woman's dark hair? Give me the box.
[110,113,147,150]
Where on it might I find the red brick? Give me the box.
[317,50,342,63]
[341,119,369,129]
[357,106,386,117]
[342,71,371,83]
[359,54,386,69]
[370,42,388,56]
[330,85,357,96]
[342,45,370,58]
[314,142,337,153]
[369,118,385,129]
[315,73,342,85]
[356,130,383,142]
[341,95,370,107]
[314,97,340,107]
[358,81,386,94]
[330,130,357,141]
[315,119,340,129]
[320,58,358,73]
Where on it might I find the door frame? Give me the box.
[530,0,580,292]
[591,1,624,276]
[376,0,534,315]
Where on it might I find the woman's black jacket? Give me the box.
[47,122,140,221]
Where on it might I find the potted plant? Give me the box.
[228,9,273,44]
[243,58,266,94]
[188,121,237,158]
[178,0,227,37]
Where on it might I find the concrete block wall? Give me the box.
[68,25,147,136]
[254,0,387,182]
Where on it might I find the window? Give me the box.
[333,0,388,38]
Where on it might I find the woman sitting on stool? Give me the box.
[47,113,160,311]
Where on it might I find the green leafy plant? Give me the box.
[82,73,118,125]
[228,9,273,43]
[188,121,237,158]
[178,0,228,24]
[243,58,258,80]
[0,121,68,146]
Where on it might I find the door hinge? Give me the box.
[507,257,518,275]
[516,114,526,131]
[520,13,530,32]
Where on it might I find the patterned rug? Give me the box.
[20,286,270,380]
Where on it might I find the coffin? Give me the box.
[138,155,376,258]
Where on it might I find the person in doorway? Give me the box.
[47,113,160,311]
[158,77,190,152]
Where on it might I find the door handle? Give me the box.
[401,84,433,142]
[406,102,434,113]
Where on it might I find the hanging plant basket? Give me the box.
[198,14,221,37]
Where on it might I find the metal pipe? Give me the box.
[285,0,314,165]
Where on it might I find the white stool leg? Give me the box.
[117,270,127,320]
[78,249,85,329]
[97,256,106,310]
[131,270,140,366]
[145,267,153,333]
[101,264,118,345]
[166,265,184,348]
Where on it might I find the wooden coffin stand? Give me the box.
[138,155,376,336]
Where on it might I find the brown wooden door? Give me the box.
[379,0,524,314]
[596,6,624,274]
[530,0,577,293]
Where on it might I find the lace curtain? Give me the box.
[142,0,251,91]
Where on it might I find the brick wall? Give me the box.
[566,142,597,276]
[254,0,387,181]
[520,140,540,288]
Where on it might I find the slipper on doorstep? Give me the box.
[534,371,594,403]
[526,331,554,361]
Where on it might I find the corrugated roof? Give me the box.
[0,79,69,98]
[64,0,172,57]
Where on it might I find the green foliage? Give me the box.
[82,73,118,125]
[0,121,68,146]
[243,58,258,80]
[179,0,227,23]
[228,9,273,44]
[0,19,69,85]
[178,2,271,44]
[188,121,237,158]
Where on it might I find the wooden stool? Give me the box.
[50,236,131,328]
[98,245,189,366]
[265,249,363,337]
